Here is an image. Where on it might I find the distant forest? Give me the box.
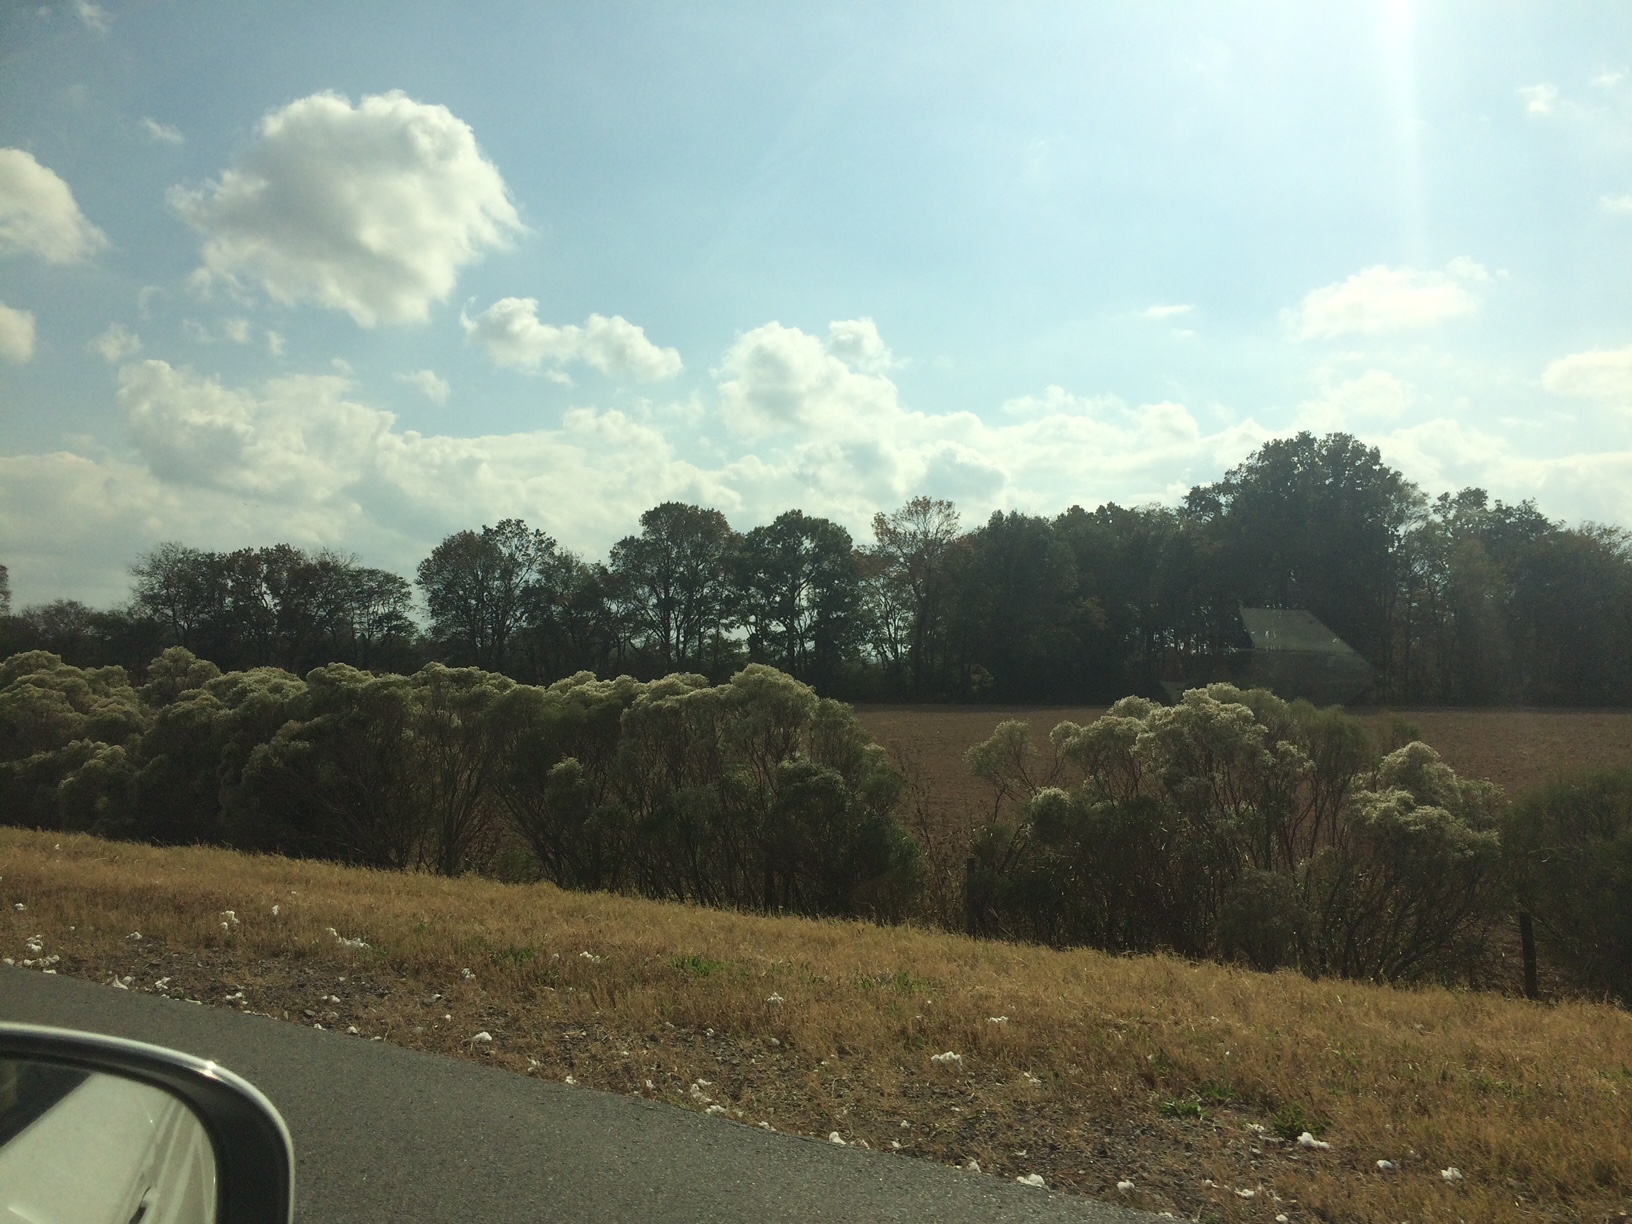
[5,432,1629,706]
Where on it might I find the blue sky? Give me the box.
[3,1,1631,604]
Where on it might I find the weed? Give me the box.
[670,954,727,978]
[1159,1097,1206,1120]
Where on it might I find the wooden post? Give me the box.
[1518,911,1539,1001]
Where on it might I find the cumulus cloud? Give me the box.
[714,321,1263,517]
[107,358,721,544]
[0,302,37,364]
[1542,345,1632,406]
[1141,304,1194,319]
[5,314,1286,601]
[824,318,898,372]
[717,321,899,437]
[141,118,185,145]
[1291,259,1487,339]
[0,148,109,264]
[1296,369,1412,431]
[463,298,683,381]
[1602,195,1632,214]
[397,369,450,404]
[1518,83,1559,116]
[1377,417,1632,529]
[171,91,522,326]
[90,323,141,363]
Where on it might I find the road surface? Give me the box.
[1,968,1161,1224]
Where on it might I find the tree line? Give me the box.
[5,431,1630,704]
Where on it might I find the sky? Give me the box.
[3,1,1632,606]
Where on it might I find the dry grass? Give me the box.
[3,829,1629,1222]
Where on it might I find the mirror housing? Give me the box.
[0,1023,294,1224]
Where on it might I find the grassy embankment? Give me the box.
[2,828,1629,1223]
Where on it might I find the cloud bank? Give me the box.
[6,319,1632,606]
[171,91,522,326]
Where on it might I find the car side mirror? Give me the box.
[0,1023,293,1224]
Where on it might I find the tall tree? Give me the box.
[868,497,961,695]
[609,503,739,675]
[417,520,562,674]
[737,510,861,688]
[130,542,222,651]
[950,511,1086,699]
[1186,432,1422,673]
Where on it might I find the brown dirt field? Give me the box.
[856,704,1632,820]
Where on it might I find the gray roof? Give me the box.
[1239,607,1362,656]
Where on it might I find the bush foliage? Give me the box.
[0,649,919,921]
[965,685,1508,985]
[4,646,1627,1000]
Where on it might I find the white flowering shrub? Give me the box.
[965,685,1504,982]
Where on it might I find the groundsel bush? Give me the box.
[964,685,1506,984]
[0,650,920,922]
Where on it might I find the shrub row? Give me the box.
[964,686,1631,1001]
[0,649,920,921]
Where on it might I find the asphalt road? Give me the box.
[1,968,1161,1224]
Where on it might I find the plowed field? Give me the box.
[855,704,1632,820]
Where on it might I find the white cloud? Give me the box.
[0,302,37,363]
[180,317,251,345]
[1296,369,1412,431]
[1518,83,1559,116]
[824,318,898,372]
[1377,417,1632,528]
[717,321,899,437]
[1141,304,1194,319]
[171,91,522,327]
[137,285,169,319]
[463,298,683,381]
[5,317,1282,601]
[1291,259,1487,339]
[398,368,450,404]
[89,322,141,363]
[74,0,110,33]
[1542,345,1632,407]
[10,314,1632,607]
[266,330,285,357]
[1601,194,1632,214]
[713,321,1265,517]
[140,118,184,145]
[0,148,108,264]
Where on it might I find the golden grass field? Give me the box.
[3,827,1629,1223]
